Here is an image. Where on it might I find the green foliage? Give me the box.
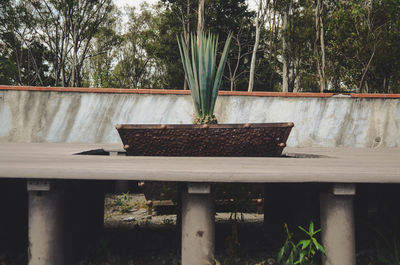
[2,0,400,93]
[85,6,122,88]
[177,32,232,123]
[152,0,258,91]
[112,4,162,89]
[146,2,186,90]
[0,0,52,86]
[277,222,325,265]
[114,192,133,213]
[365,208,400,264]
[3,0,115,87]
[325,0,400,93]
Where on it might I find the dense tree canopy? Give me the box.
[1,0,400,93]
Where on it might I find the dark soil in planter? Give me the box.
[116,122,294,157]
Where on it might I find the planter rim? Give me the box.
[116,122,294,130]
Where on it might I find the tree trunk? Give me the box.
[269,4,277,90]
[248,26,259,92]
[183,0,190,90]
[358,43,376,93]
[197,0,204,46]
[320,8,326,92]
[315,0,326,93]
[71,26,78,87]
[248,0,267,92]
[61,15,69,87]
[281,2,289,92]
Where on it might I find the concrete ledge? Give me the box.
[2,85,400,98]
[0,143,399,183]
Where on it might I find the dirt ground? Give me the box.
[86,193,277,265]
[104,193,265,228]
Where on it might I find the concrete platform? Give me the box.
[0,143,399,183]
[1,143,399,265]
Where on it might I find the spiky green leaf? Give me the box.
[298,225,310,236]
[177,32,231,122]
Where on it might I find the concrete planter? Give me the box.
[115,122,294,157]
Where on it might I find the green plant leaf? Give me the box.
[210,32,232,115]
[309,221,314,234]
[315,241,326,255]
[277,240,289,263]
[298,251,306,264]
[297,239,311,250]
[312,238,319,248]
[277,242,287,263]
[298,225,310,236]
[190,34,201,115]
[287,251,295,265]
[177,35,200,116]
[177,32,231,122]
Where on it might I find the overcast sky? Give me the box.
[114,0,158,9]
[114,0,257,10]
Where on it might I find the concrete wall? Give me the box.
[1,89,400,147]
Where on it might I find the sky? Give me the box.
[114,0,158,9]
[114,0,257,10]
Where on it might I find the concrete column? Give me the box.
[181,183,214,265]
[110,151,130,193]
[28,180,64,265]
[320,184,356,265]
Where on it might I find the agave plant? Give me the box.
[178,32,232,124]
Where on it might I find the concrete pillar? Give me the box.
[109,151,130,193]
[181,183,214,265]
[320,184,356,265]
[28,180,64,265]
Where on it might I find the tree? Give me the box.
[248,0,269,92]
[225,23,253,91]
[326,0,400,93]
[151,0,255,91]
[197,0,204,41]
[280,0,292,92]
[112,4,162,89]
[0,0,51,85]
[206,0,254,91]
[26,0,114,87]
[314,0,326,92]
[289,0,318,92]
[161,0,197,90]
[149,2,187,89]
[85,6,122,88]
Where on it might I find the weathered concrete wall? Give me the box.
[1,90,400,147]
